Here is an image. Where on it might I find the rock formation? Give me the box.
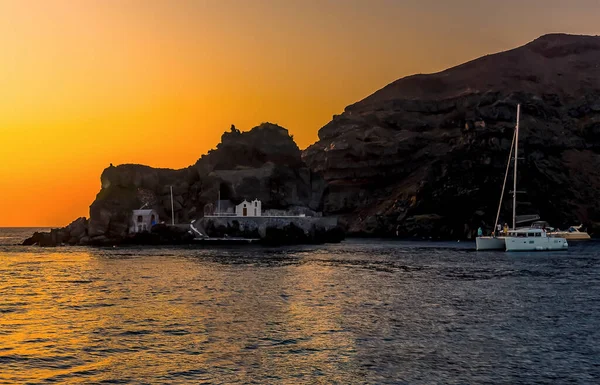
[23,217,89,246]
[303,34,600,237]
[25,123,334,246]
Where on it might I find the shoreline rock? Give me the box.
[23,217,89,246]
[200,216,344,245]
[22,217,344,247]
[24,123,340,247]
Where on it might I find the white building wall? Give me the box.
[252,199,262,217]
[235,200,261,217]
[235,201,249,217]
[130,209,159,233]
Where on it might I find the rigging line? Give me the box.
[493,127,517,234]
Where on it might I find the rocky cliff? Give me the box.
[25,123,330,246]
[303,34,600,237]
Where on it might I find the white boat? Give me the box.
[505,228,568,251]
[498,106,566,252]
[549,225,591,240]
[476,104,567,252]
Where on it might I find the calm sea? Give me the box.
[1,228,599,384]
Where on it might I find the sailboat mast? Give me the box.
[493,129,515,234]
[512,104,520,230]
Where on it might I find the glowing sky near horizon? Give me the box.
[1,0,599,226]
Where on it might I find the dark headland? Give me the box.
[25,33,600,246]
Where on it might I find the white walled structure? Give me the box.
[130,209,159,233]
[205,198,315,218]
[235,199,262,217]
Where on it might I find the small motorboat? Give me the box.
[549,225,591,240]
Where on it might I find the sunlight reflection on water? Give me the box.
[1,239,600,383]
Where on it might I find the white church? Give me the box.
[235,199,262,217]
[208,198,308,218]
[130,209,159,233]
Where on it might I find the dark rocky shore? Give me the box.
[24,34,600,245]
[24,123,344,246]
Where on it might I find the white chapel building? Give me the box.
[130,209,159,233]
[235,199,262,217]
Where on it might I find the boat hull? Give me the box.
[505,237,568,251]
[476,236,506,250]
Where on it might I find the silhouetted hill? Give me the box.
[304,34,600,237]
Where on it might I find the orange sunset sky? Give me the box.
[1,0,600,227]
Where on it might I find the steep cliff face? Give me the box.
[194,124,324,211]
[303,34,600,237]
[28,123,326,245]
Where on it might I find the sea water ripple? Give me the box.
[1,229,599,384]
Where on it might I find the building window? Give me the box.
[137,215,143,223]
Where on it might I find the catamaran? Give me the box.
[475,104,568,251]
